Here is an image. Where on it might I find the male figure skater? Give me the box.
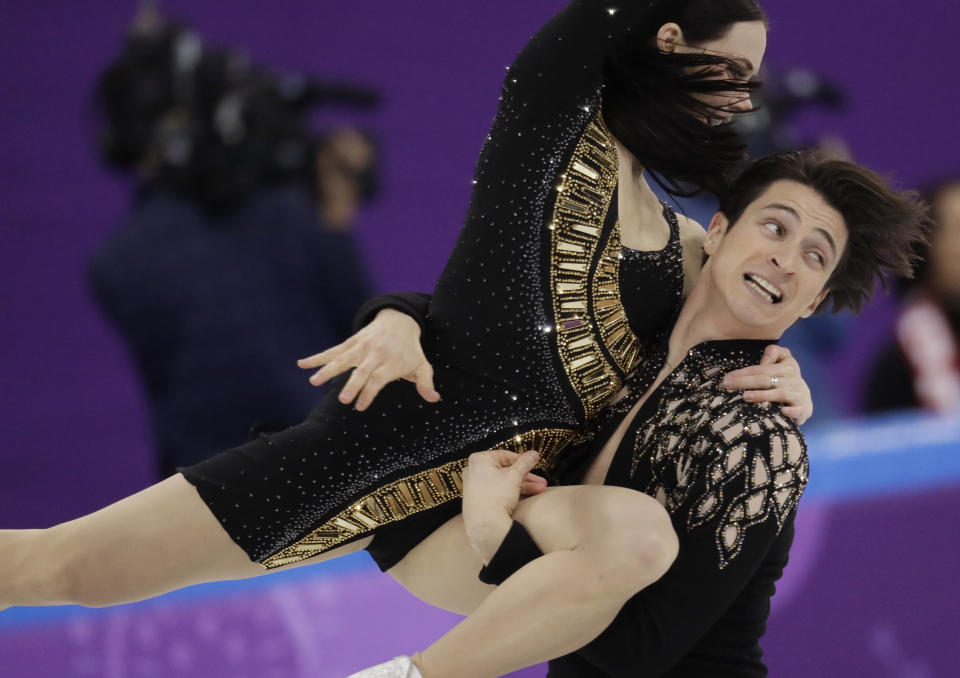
[355,151,928,677]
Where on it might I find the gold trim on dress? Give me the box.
[549,112,642,418]
[261,427,577,569]
[592,222,643,376]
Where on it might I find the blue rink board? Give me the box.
[803,411,960,499]
[3,412,959,630]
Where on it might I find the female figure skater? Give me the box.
[1,1,809,672]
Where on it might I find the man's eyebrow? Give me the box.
[764,203,800,220]
[763,203,838,259]
[814,227,839,260]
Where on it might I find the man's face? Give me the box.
[702,180,848,336]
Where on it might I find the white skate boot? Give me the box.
[346,655,424,678]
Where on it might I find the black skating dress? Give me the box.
[182,1,687,570]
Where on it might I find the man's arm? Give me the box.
[570,430,808,676]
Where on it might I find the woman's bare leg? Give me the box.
[3,474,674,676]
[0,473,369,608]
[389,486,678,678]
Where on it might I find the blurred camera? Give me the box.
[96,17,381,211]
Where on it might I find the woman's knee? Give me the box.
[583,490,678,592]
[513,486,677,594]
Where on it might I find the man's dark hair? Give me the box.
[603,0,768,197]
[718,150,931,314]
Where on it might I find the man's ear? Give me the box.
[801,289,830,318]
[656,23,684,53]
[703,212,729,256]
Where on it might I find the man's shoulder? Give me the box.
[681,395,808,562]
[688,392,807,457]
[734,398,804,436]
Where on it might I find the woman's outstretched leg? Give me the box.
[0,473,369,609]
[388,485,678,678]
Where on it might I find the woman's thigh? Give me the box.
[38,473,370,606]
[386,484,661,615]
[386,509,492,615]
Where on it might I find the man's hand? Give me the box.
[297,308,440,411]
[462,449,547,564]
[722,345,813,424]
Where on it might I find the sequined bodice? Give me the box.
[618,203,684,345]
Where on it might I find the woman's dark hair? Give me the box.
[602,0,767,197]
[718,151,931,314]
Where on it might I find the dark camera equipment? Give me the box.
[95,19,381,212]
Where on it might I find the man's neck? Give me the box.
[664,277,781,367]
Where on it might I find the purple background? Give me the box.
[2,1,959,675]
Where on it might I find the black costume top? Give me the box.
[481,339,808,676]
[182,1,686,569]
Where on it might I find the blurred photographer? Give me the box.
[864,176,960,414]
[88,7,378,477]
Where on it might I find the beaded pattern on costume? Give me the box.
[630,350,809,570]
[593,227,642,374]
[599,202,683,379]
[560,208,685,463]
[261,427,575,569]
[550,113,638,419]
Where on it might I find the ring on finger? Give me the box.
[770,376,779,388]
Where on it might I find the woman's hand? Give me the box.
[462,450,547,563]
[297,308,440,411]
[721,345,813,425]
